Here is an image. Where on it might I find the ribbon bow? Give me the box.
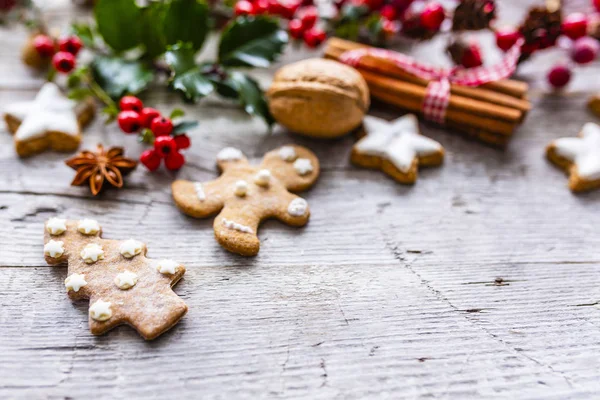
[340,39,523,124]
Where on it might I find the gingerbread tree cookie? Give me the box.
[546,122,600,192]
[172,145,320,256]
[351,115,444,184]
[4,82,95,157]
[43,218,187,340]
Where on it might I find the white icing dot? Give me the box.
[65,273,87,292]
[44,240,65,258]
[120,239,143,259]
[293,158,313,176]
[46,218,67,235]
[279,146,297,161]
[157,259,180,275]
[89,299,112,321]
[288,198,308,217]
[217,147,243,162]
[254,169,271,187]
[80,243,104,264]
[222,218,253,234]
[114,271,138,290]
[194,182,205,201]
[78,219,100,235]
[234,180,248,197]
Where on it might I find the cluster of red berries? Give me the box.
[116,96,191,172]
[233,0,326,48]
[32,34,83,74]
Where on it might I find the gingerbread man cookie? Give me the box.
[172,145,320,256]
[351,115,444,184]
[4,82,95,157]
[546,122,600,192]
[43,218,187,340]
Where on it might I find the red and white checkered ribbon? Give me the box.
[340,39,523,124]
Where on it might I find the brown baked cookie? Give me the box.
[4,82,95,158]
[546,122,600,192]
[351,115,444,184]
[43,218,187,340]
[172,145,320,256]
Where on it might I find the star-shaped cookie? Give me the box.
[351,114,444,184]
[3,82,95,157]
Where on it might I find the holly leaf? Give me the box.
[67,88,94,101]
[228,72,273,126]
[170,108,185,119]
[140,2,168,58]
[94,0,143,52]
[218,16,288,68]
[91,56,154,99]
[172,120,199,134]
[163,0,209,51]
[164,43,214,102]
[70,23,96,48]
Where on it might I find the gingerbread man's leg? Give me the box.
[213,206,262,256]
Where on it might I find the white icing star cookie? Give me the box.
[351,115,444,184]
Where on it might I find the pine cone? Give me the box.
[518,5,562,62]
[452,0,496,31]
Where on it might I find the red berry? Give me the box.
[571,37,599,64]
[174,134,191,150]
[303,27,326,48]
[547,64,572,89]
[254,0,270,14]
[298,6,318,29]
[495,27,522,52]
[420,2,445,31]
[380,4,397,20]
[595,0,600,12]
[33,35,55,58]
[165,151,186,171]
[234,0,255,15]
[154,136,178,158]
[279,0,301,19]
[58,36,83,56]
[288,19,305,39]
[561,13,588,40]
[362,0,384,10]
[150,116,173,137]
[140,149,161,172]
[268,0,283,15]
[119,96,144,112]
[117,110,142,134]
[139,107,161,128]
[460,43,483,68]
[52,51,76,73]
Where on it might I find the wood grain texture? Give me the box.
[2,0,600,398]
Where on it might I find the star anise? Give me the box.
[65,144,137,196]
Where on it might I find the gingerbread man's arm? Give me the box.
[260,145,320,192]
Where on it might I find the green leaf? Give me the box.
[138,128,155,144]
[170,108,185,119]
[172,120,199,134]
[71,23,96,48]
[68,88,94,101]
[94,0,142,52]
[91,56,154,99]
[228,72,273,126]
[140,2,168,58]
[164,43,214,102]
[163,0,209,51]
[102,104,119,124]
[218,16,288,68]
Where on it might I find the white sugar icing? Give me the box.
[114,271,138,290]
[78,219,100,235]
[217,147,243,162]
[80,243,104,264]
[194,182,205,201]
[222,218,253,233]
[65,273,87,292]
[357,115,442,173]
[46,218,67,235]
[120,239,143,258]
[254,169,271,187]
[234,180,248,197]
[89,299,112,321]
[279,146,297,161]
[6,83,79,141]
[157,259,180,275]
[293,158,313,175]
[44,240,65,258]
[288,198,308,217]
[554,123,600,180]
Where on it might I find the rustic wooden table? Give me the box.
[2,1,600,398]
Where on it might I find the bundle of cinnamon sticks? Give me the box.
[324,38,531,147]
